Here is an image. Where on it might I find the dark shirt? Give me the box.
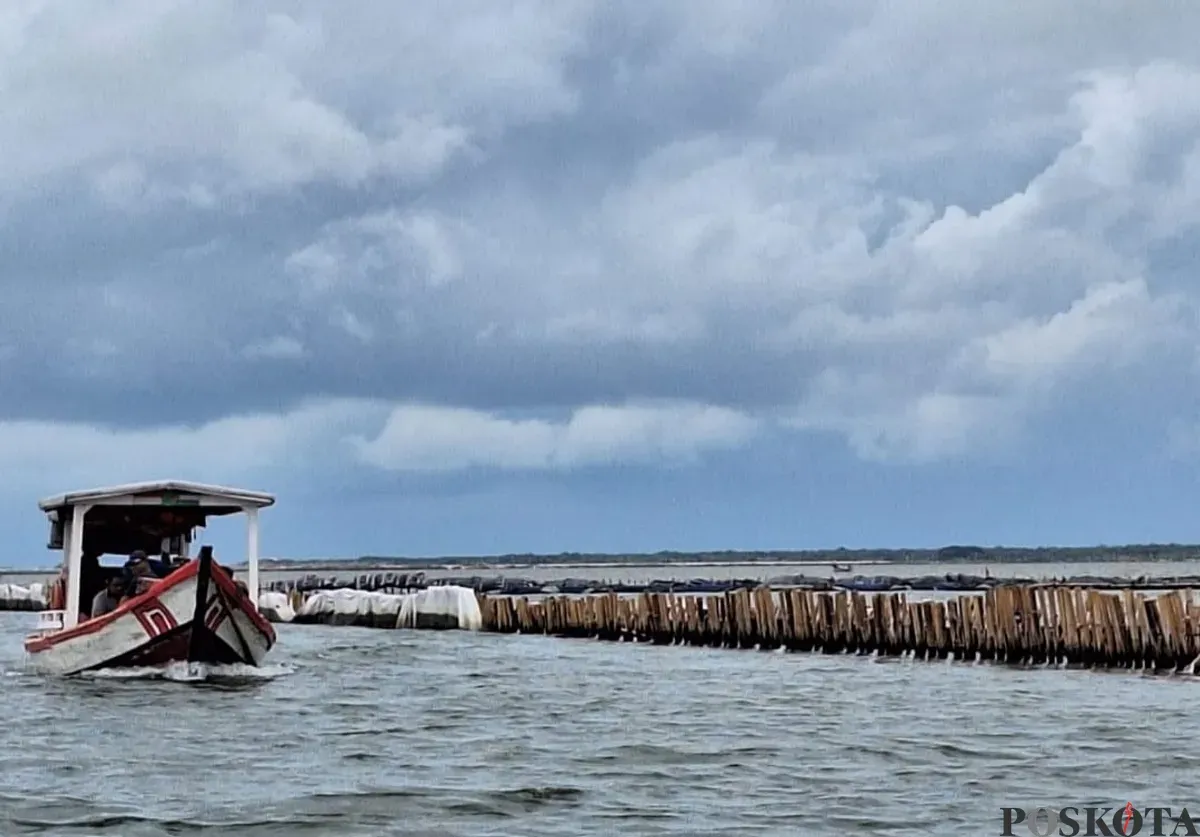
[147,558,173,577]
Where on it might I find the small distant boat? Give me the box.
[832,562,852,573]
[24,480,277,676]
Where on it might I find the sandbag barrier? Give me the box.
[476,587,1200,673]
[267,572,773,596]
[0,583,46,612]
[280,586,484,630]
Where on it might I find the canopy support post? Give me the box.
[63,504,91,629]
[244,506,260,608]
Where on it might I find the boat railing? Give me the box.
[33,609,64,636]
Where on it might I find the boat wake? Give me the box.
[76,660,295,683]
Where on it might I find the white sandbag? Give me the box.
[295,588,407,626]
[0,582,44,611]
[363,591,404,616]
[257,591,295,623]
[396,585,482,630]
[296,588,368,617]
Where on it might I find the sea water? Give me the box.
[0,574,1197,835]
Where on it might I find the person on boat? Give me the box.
[128,549,173,578]
[90,576,125,618]
[120,552,159,601]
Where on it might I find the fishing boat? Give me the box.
[24,480,277,675]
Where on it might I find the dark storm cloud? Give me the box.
[0,0,1198,473]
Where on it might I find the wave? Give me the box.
[76,660,295,682]
[5,787,587,834]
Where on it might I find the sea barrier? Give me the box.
[0,582,487,630]
[285,586,484,630]
[263,571,1200,596]
[9,571,1200,612]
[474,587,1200,672]
[1,576,1197,672]
[269,583,1200,673]
[0,583,44,611]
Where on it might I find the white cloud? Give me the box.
[795,389,1019,465]
[0,400,375,501]
[270,54,1200,465]
[0,398,758,502]
[585,65,1200,461]
[0,1,591,201]
[286,210,466,300]
[352,402,759,472]
[969,279,1185,390]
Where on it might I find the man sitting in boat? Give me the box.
[119,551,166,602]
[90,576,126,618]
[130,550,173,578]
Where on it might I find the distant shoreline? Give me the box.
[257,544,1200,572]
[3,544,1198,575]
[261,559,898,573]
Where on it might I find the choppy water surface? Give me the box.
[1,612,1198,836]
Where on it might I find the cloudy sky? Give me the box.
[3,1,1199,565]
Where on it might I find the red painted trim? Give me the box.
[25,561,201,652]
[24,559,275,652]
[211,566,276,643]
[130,598,179,638]
[203,597,228,633]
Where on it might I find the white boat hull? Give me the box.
[24,559,276,676]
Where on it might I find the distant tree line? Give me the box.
[261,543,1200,570]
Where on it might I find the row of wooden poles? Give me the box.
[476,586,1200,671]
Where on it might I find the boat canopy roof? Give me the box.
[39,480,275,515]
[39,481,274,557]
